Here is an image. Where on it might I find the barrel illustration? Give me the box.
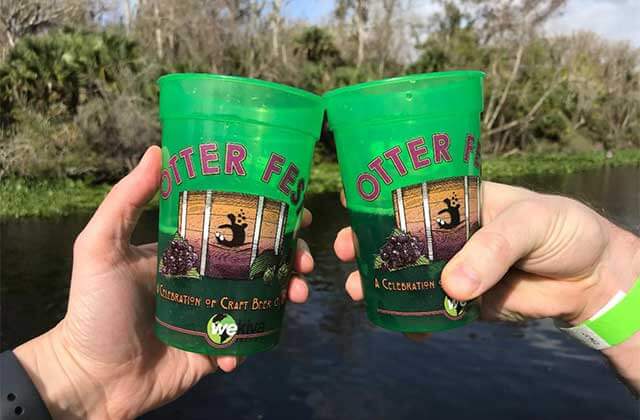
[177,191,288,279]
[392,176,480,262]
[467,176,480,238]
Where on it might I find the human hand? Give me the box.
[13,146,315,419]
[335,181,640,393]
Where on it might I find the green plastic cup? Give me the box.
[325,71,484,333]
[155,74,323,355]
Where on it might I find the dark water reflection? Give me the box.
[1,166,639,420]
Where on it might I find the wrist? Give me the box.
[13,323,109,420]
[570,223,639,395]
[572,223,640,325]
[602,233,640,396]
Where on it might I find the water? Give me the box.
[1,166,639,420]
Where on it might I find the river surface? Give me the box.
[1,166,639,420]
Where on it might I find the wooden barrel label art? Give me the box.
[169,191,289,280]
[378,176,480,271]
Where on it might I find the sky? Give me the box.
[282,0,640,46]
[546,0,640,46]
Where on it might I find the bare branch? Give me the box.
[486,42,524,130]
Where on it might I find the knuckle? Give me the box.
[73,231,89,255]
[516,199,550,219]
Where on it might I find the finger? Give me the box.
[404,332,432,342]
[334,227,356,262]
[136,242,158,258]
[179,353,217,379]
[217,356,240,373]
[80,146,161,249]
[441,200,549,302]
[288,276,309,303]
[345,271,364,301]
[294,239,314,273]
[205,355,219,374]
[131,243,158,292]
[339,190,346,208]
[301,208,312,228]
[479,268,583,322]
[479,270,534,323]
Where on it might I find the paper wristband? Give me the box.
[556,279,640,350]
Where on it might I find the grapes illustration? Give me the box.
[161,236,199,276]
[378,231,425,270]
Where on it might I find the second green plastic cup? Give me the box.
[325,71,484,333]
[155,74,323,355]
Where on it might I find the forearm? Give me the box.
[598,224,640,396]
[13,324,109,420]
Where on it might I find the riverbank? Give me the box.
[2,150,639,219]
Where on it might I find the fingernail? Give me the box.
[298,238,310,252]
[298,240,313,268]
[446,265,480,299]
[223,358,237,372]
[135,146,153,169]
[303,252,314,268]
[293,278,308,296]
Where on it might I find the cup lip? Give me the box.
[158,73,321,103]
[323,70,485,99]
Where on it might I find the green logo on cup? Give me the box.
[444,296,467,319]
[207,313,238,345]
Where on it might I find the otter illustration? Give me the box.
[215,211,248,248]
[435,195,461,229]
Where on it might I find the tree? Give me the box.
[335,0,369,70]
[0,28,143,124]
[0,0,89,47]
[270,0,283,58]
[293,26,345,92]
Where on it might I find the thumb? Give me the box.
[441,200,551,301]
[79,146,161,251]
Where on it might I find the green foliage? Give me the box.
[482,149,640,181]
[410,2,640,153]
[0,179,112,219]
[0,28,159,181]
[74,79,161,180]
[0,2,639,191]
[292,26,361,93]
[308,160,343,195]
[0,108,98,179]
[304,149,640,199]
[410,3,486,73]
[0,27,142,123]
[2,150,638,219]
[295,26,343,66]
